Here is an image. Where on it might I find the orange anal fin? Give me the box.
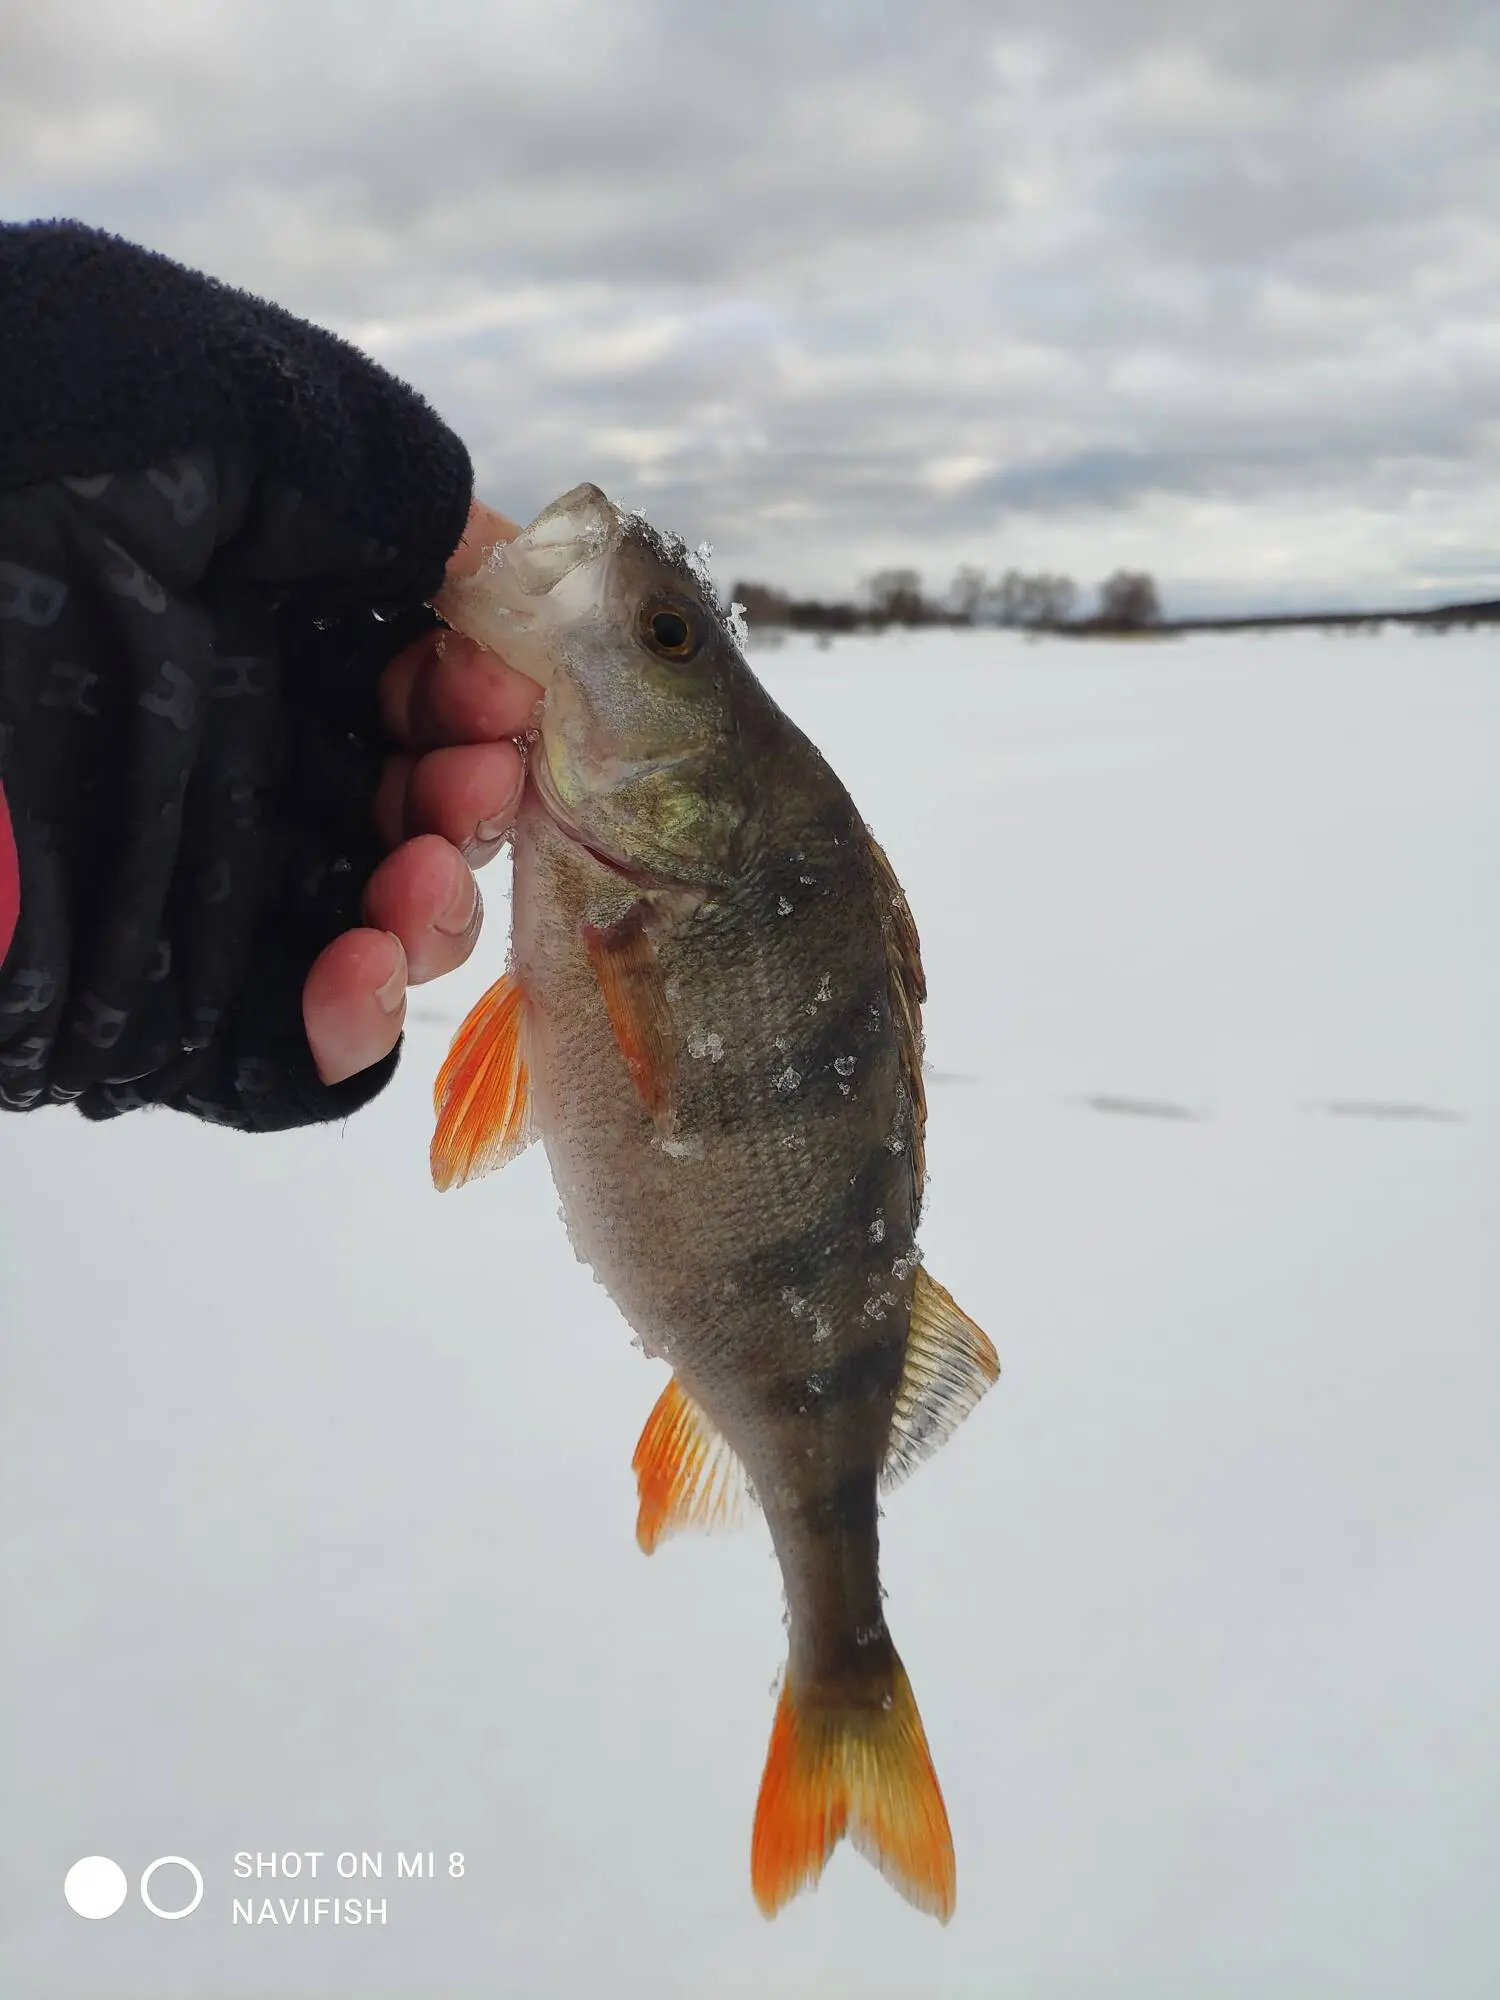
[751,1653,955,1922]
[631,1376,755,1553]
[583,910,676,1125]
[430,969,534,1191]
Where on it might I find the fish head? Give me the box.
[437,483,758,886]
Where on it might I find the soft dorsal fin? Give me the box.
[881,1268,999,1490]
[865,832,927,1206]
[430,969,535,1191]
[583,909,677,1126]
[632,1376,758,1552]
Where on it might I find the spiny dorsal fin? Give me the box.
[430,969,534,1191]
[584,908,677,1128]
[865,832,927,1206]
[881,1267,999,1490]
[632,1376,757,1552]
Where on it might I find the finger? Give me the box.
[404,740,526,864]
[371,742,525,860]
[303,927,407,1085]
[446,498,521,582]
[379,626,543,750]
[362,832,483,985]
[372,752,415,850]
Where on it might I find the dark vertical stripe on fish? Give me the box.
[796,1469,880,1538]
[727,1143,905,1295]
[772,1335,905,1416]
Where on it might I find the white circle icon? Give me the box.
[140,1856,204,1920]
[64,1856,128,1920]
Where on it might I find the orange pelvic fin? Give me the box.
[882,1267,1000,1490]
[583,909,676,1125]
[751,1651,955,1922]
[430,969,534,1191]
[632,1375,755,1553]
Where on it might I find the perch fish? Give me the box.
[431,486,997,1920]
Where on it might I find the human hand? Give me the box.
[0,221,541,1132]
[301,501,544,1085]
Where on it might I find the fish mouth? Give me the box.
[434,483,621,679]
[508,483,619,599]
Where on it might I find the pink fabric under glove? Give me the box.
[0,781,16,968]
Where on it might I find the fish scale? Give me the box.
[521,803,910,1427]
[430,483,998,1920]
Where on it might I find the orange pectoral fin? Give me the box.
[430,969,534,1191]
[583,910,676,1124]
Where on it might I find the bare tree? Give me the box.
[1097,571,1162,628]
[1028,573,1078,627]
[864,568,930,626]
[988,569,1078,628]
[732,581,791,627]
[949,566,988,622]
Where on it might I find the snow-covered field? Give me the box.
[2,625,1497,1999]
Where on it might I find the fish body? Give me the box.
[432,488,997,1919]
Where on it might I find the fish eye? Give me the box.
[642,601,700,664]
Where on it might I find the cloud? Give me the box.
[2,0,1497,611]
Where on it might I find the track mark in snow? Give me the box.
[1314,1100,1464,1123]
[407,1006,461,1027]
[1077,1094,1207,1121]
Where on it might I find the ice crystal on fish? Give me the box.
[868,1214,886,1244]
[776,896,793,916]
[774,1066,801,1093]
[687,1026,725,1062]
[834,1055,857,1077]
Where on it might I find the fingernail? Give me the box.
[434,870,480,939]
[376,932,408,1011]
[468,755,526,854]
[472,809,513,847]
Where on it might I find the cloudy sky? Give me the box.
[3,0,1498,612]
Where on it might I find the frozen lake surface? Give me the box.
[3,624,1497,1997]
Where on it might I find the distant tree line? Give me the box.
[733,566,1164,635]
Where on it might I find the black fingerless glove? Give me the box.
[0,220,472,1130]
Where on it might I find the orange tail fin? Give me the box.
[750,1652,955,1922]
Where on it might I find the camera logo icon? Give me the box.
[64,1855,204,1920]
